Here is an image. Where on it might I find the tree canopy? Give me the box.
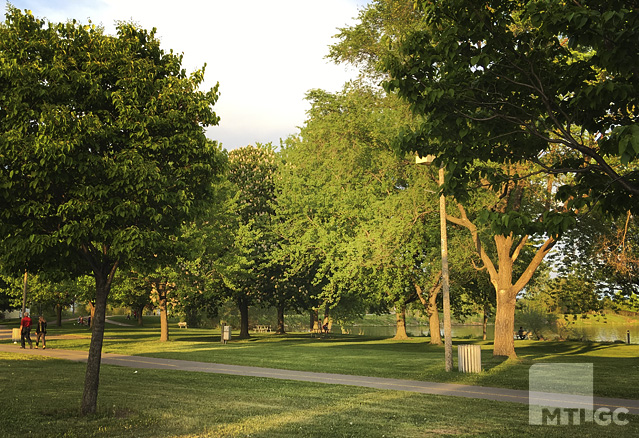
[0,7,224,414]
[384,0,639,216]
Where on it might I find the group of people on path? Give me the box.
[19,312,47,349]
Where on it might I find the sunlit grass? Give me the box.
[3,315,637,400]
[1,351,637,437]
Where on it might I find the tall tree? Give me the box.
[329,2,520,350]
[277,84,464,340]
[0,8,224,414]
[27,275,78,327]
[445,160,581,357]
[225,144,278,338]
[339,0,612,356]
[277,85,405,324]
[172,165,233,329]
[112,270,154,326]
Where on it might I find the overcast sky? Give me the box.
[2,0,369,150]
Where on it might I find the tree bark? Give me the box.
[238,297,250,339]
[136,304,145,326]
[56,303,62,327]
[393,303,409,340]
[276,304,286,334]
[88,301,95,329]
[80,261,118,416]
[492,285,516,356]
[310,308,319,331]
[414,276,442,345]
[427,284,442,345]
[158,283,169,342]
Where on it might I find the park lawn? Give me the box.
[2,316,638,400]
[1,351,637,438]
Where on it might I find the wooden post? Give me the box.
[416,154,453,371]
[439,165,453,372]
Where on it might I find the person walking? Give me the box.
[35,315,47,349]
[20,312,33,349]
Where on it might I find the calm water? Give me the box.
[338,324,639,344]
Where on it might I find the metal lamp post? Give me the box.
[417,154,453,372]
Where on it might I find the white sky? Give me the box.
[2,0,368,150]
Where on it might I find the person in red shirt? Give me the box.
[20,312,33,349]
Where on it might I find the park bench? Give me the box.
[514,330,529,340]
[253,325,270,333]
[178,322,188,329]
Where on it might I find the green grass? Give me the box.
[11,315,636,398]
[1,352,637,438]
[1,316,639,437]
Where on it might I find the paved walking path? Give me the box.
[1,342,638,415]
[0,318,132,341]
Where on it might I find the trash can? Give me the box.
[12,328,21,343]
[458,344,481,373]
[221,325,231,344]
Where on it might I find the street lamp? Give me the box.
[416,154,453,372]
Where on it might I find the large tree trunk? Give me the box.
[238,297,250,339]
[81,261,118,416]
[393,303,409,340]
[158,283,169,342]
[276,304,285,334]
[493,287,516,356]
[88,302,95,329]
[136,304,145,326]
[427,286,442,345]
[310,308,319,332]
[414,276,442,345]
[56,303,62,327]
[447,204,556,358]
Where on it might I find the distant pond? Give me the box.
[338,324,639,344]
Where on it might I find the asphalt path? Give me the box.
[0,318,132,341]
[1,336,638,416]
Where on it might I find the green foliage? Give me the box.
[383,0,639,217]
[0,7,225,275]
[277,83,442,317]
[210,144,282,335]
[328,0,424,81]
[544,210,639,314]
[549,275,603,315]
[111,270,154,320]
[228,144,277,222]
[0,272,22,311]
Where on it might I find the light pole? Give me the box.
[417,154,453,371]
